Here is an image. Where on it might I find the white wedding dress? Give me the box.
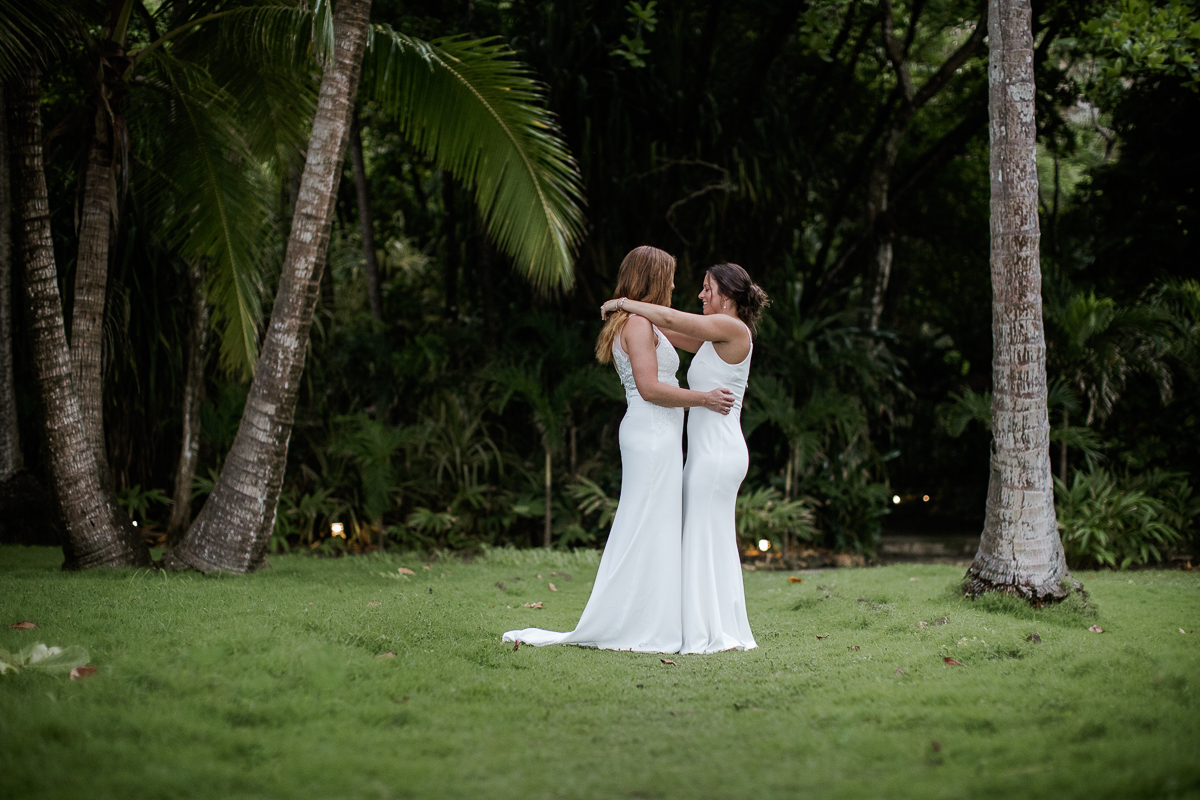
[503,323,684,652]
[680,335,758,653]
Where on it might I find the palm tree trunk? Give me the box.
[543,446,552,548]
[0,84,22,482]
[164,0,373,574]
[166,259,208,544]
[5,68,148,569]
[964,0,1072,601]
[71,103,114,476]
[349,111,383,321]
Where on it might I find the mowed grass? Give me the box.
[0,545,1197,800]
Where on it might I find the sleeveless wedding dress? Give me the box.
[680,334,758,653]
[503,323,684,652]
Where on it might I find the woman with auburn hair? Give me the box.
[600,262,770,653]
[503,246,734,653]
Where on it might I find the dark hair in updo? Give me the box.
[706,262,770,337]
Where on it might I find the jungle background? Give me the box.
[5,0,1198,567]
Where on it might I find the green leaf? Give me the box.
[363,28,585,290]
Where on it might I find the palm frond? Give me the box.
[939,387,992,437]
[136,53,271,377]
[364,28,585,290]
[0,0,87,78]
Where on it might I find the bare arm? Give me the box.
[621,316,733,413]
[605,298,745,345]
[660,327,704,354]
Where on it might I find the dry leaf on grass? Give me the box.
[1026,632,1042,643]
[1181,628,1189,634]
[788,577,803,583]
[549,583,557,592]
[661,659,677,666]
[522,602,544,609]
[816,635,829,640]
[1089,625,1105,633]
[367,601,380,607]
[69,665,97,680]
[848,645,861,651]
[8,622,38,630]
[536,573,543,579]
[943,657,965,667]
[918,621,929,629]
[909,577,921,582]
[376,651,396,660]
[422,565,432,571]
[398,567,415,575]
[894,668,906,675]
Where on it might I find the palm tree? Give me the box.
[166,3,585,572]
[964,0,1073,601]
[0,84,19,484]
[5,66,149,568]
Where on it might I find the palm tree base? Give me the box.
[962,561,1077,604]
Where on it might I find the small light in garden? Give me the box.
[331,522,345,538]
[892,495,901,505]
[132,520,138,527]
[758,539,770,551]
[923,495,930,502]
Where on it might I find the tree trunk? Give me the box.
[71,103,114,476]
[441,171,459,320]
[6,68,148,569]
[166,259,208,544]
[0,84,21,482]
[543,446,552,548]
[349,111,383,321]
[964,0,1072,601]
[164,0,373,574]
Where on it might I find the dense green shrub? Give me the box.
[1054,468,1194,568]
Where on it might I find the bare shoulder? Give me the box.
[622,314,656,350]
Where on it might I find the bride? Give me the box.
[502,246,734,653]
[600,263,769,653]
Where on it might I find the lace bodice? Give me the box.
[613,323,680,404]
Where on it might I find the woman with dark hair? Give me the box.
[600,263,770,653]
[504,247,734,652]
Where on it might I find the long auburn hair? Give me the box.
[595,246,676,364]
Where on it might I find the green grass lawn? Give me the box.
[1,545,1197,799]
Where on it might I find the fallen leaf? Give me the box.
[549,583,558,592]
[70,665,97,681]
[909,577,921,582]
[943,657,965,667]
[522,602,544,609]
[788,576,803,583]
[398,567,415,575]
[848,645,860,651]
[512,640,520,652]
[367,601,380,607]
[894,668,906,676]
[931,616,949,627]
[1026,632,1042,643]
[1088,625,1105,633]
[375,651,396,660]
[8,621,38,630]
[931,740,943,752]
[661,659,677,666]
[551,571,557,575]
[1180,628,1188,634]
[422,565,432,571]
[816,635,829,640]
[536,573,543,579]
[918,621,929,629]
